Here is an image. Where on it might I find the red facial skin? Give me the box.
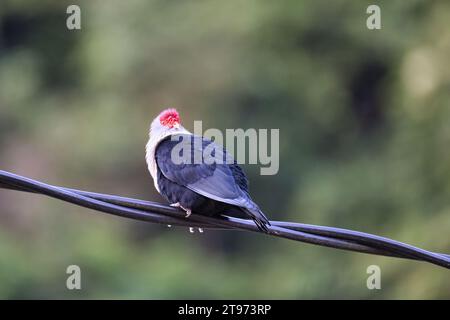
[159,108,180,128]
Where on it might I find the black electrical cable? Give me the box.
[0,170,449,269]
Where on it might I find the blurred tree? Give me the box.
[0,0,449,298]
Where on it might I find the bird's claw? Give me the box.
[171,203,191,218]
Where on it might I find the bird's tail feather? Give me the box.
[243,207,271,233]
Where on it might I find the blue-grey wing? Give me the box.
[155,134,250,207]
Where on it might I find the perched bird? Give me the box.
[145,108,271,232]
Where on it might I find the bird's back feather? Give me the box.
[155,134,270,231]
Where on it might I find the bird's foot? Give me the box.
[171,203,192,218]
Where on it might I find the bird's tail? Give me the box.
[243,206,271,233]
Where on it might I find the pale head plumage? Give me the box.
[145,108,191,191]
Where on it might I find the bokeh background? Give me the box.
[1,0,449,299]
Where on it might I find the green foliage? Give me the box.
[0,0,449,298]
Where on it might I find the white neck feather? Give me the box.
[145,126,191,193]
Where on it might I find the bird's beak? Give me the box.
[173,122,180,129]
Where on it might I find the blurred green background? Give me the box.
[1,0,449,299]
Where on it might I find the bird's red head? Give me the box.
[159,108,180,128]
